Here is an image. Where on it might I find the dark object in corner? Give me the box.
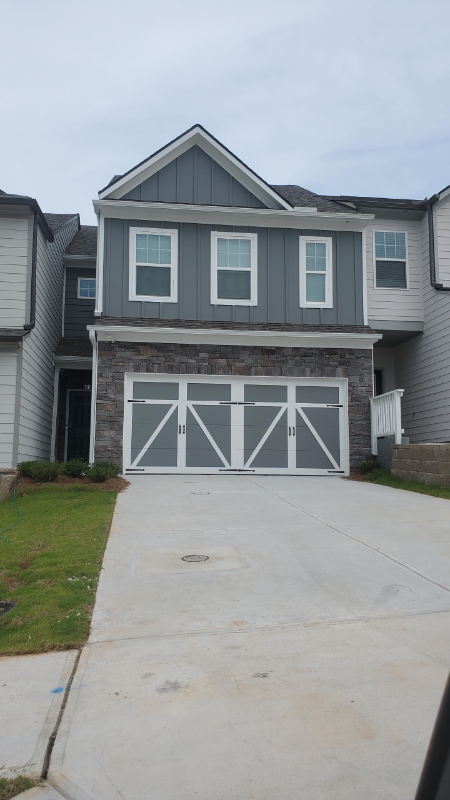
[415,672,450,799]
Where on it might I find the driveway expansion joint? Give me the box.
[246,476,450,594]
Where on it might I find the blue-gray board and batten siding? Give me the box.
[64,266,96,337]
[122,146,267,208]
[103,218,364,326]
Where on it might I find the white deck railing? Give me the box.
[370,389,404,455]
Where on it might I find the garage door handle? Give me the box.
[179,425,185,434]
[288,427,296,436]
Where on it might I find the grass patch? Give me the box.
[358,467,450,500]
[0,776,39,799]
[0,483,118,656]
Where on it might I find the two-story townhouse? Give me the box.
[78,124,380,477]
[329,188,450,447]
[0,190,79,468]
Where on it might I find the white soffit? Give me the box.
[89,325,382,350]
[98,126,291,210]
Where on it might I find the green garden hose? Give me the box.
[0,478,22,543]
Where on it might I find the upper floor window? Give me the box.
[374,231,407,289]
[77,278,96,299]
[129,227,178,303]
[299,236,333,308]
[210,232,258,306]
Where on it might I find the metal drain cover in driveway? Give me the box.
[181,555,209,563]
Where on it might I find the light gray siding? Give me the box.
[103,218,364,326]
[123,146,267,208]
[0,214,31,328]
[17,218,79,463]
[395,214,450,442]
[64,265,96,337]
[366,216,424,322]
[0,347,18,467]
[435,193,450,286]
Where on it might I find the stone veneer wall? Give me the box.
[95,341,373,471]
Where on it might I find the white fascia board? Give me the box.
[98,126,291,210]
[93,199,374,233]
[88,325,382,350]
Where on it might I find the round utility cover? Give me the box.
[181,554,209,562]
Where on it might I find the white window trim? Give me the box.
[210,231,258,306]
[299,236,333,309]
[77,276,96,299]
[129,226,178,303]
[373,230,409,291]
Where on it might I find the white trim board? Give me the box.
[93,198,374,233]
[98,126,292,210]
[88,324,381,350]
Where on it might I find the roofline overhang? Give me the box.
[88,324,382,350]
[93,199,374,232]
[0,196,54,242]
[63,254,96,263]
[98,124,293,210]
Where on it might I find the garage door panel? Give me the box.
[186,408,229,468]
[248,409,288,469]
[133,382,179,400]
[191,405,231,463]
[244,406,283,462]
[301,407,340,464]
[296,412,336,469]
[132,404,178,467]
[131,404,175,463]
[187,383,231,401]
[296,386,339,404]
[244,384,287,402]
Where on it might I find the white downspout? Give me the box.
[362,226,368,326]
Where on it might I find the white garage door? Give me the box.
[123,375,349,475]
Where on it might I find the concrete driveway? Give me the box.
[49,476,450,799]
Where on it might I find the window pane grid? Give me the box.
[374,231,406,260]
[136,233,172,265]
[78,278,96,298]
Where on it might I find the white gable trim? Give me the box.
[98,126,292,210]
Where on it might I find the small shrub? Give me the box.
[17,460,60,482]
[359,460,382,475]
[85,460,121,483]
[62,459,86,478]
[17,461,36,478]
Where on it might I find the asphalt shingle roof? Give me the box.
[272,185,355,213]
[44,213,79,233]
[65,225,98,256]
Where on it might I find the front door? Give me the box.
[124,375,348,475]
[67,389,91,462]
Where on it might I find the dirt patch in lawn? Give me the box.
[15,474,130,495]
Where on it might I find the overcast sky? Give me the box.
[2,0,450,224]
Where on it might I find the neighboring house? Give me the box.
[53,226,97,462]
[80,124,382,476]
[0,190,79,468]
[328,190,450,444]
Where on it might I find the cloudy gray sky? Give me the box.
[2,0,450,224]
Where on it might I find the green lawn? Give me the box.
[0,776,39,800]
[0,483,117,656]
[360,467,450,500]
